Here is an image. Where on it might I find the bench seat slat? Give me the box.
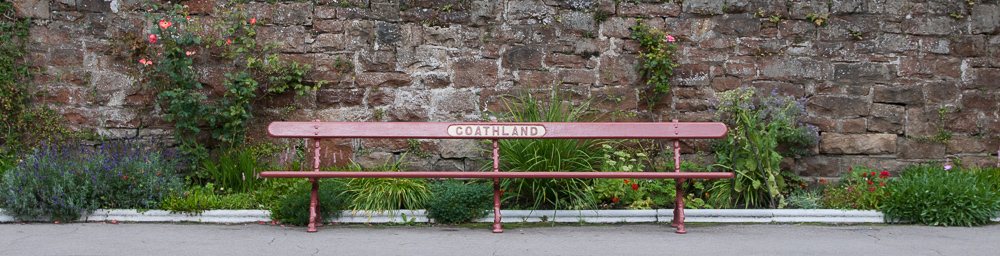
[259,171,734,179]
[268,122,727,139]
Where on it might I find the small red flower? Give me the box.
[148,34,157,43]
[227,39,232,44]
[612,197,619,203]
[250,18,256,24]
[624,179,630,184]
[869,186,876,191]
[870,172,876,176]
[631,183,639,191]
[880,182,885,187]
[848,166,853,171]
[879,171,890,178]
[868,181,873,185]
[158,19,172,29]
[819,178,826,184]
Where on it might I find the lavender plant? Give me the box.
[0,140,183,221]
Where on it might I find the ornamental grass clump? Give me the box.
[0,140,183,221]
[425,179,492,224]
[881,164,1000,227]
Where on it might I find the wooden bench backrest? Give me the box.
[268,121,728,139]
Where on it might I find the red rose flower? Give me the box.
[631,184,639,191]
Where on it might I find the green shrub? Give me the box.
[160,183,268,213]
[1,140,183,221]
[425,180,492,224]
[820,166,891,210]
[882,164,1000,226]
[270,180,348,226]
[708,87,819,208]
[492,92,603,210]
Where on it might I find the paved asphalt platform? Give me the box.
[2,222,998,255]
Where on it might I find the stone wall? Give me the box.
[12,0,1000,178]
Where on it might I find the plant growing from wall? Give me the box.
[631,20,679,109]
[123,3,320,162]
[706,87,819,208]
[0,2,80,162]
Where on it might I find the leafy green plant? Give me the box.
[882,164,1000,226]
[1,140,183,221]
[340,158,431,219]
[425,179,492,224]
[124,3,319,163]
[490,92,603,210]
[631,20,679,108]
[199,146,269,193]
[270,179,348,225]
[707,87,819,208]
[806,13,828,26]
[821,166,892,210]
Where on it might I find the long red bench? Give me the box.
[259,119,732,234]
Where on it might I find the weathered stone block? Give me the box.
[355,72,412,88]
[795,156,840,177]
[971,68,1000,91]
[453,57,498,88]
[599,53,640,85]
[591,87,638,111]
[961,91,998,112]
[715,14,759,37]
[682,0,724,14]
[274,3,313,25]
[559,69,596,84]
[710,76,741,92]
[375,22,401,46]
[502,45,545,70]
[868,103,904,134]
[820,133,896,154]
[317,89,366,108]
[372,3,400,21]
[947,136,995,154]
[897,138,945,159]
[841,118,866,133]
[440,139,479,159]
[314,5,337,19]
[432,89,477,115]
[832,62,896,85]
[257,26,309,53]
[806,95,869,117]
[545,53,586,68]
[971,4,1000,34]
[619,2,681,17]
[942,110,979,134]
[359,50,397,72]
[952,35,987,57]
[904,15,959,36]
[388,107,430,122]
[872,85,922,105]
[312,34,347,51]
[557,10,595,34]
[506,0,556,23]
[433,159,465,172]
[924,81,959,104]
[600,17,637,38]
[904,107,939,137]
[673,64,712,86]
[759,57,828,81]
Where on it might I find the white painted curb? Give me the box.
[1,209,899,224]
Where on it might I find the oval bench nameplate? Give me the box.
[447,124,547,137]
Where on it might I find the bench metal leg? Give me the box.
[491,137,503,233]
[669,135,686,234]
[307,178,319,232]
